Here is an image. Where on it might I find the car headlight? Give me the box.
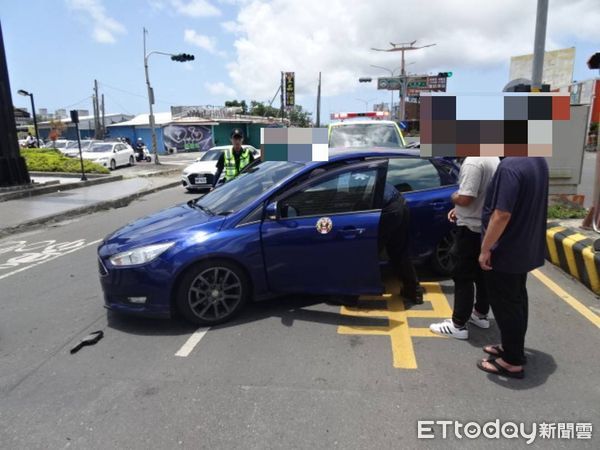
[109,242,175,266]
[96,157,109,162]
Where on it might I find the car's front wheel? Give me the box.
[129,156,134,166]
[430,228,458,276]
[175,260,249,325]
[110,159,117,170]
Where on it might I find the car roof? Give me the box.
[209,145,256,151]
[329,120,399,127]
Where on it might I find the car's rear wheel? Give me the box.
[430,228,458,276]
[175,260,249,325]
[110,159,117,170]
[128,155,134,166]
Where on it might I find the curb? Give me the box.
[0,180,182,239]
[0,175,123,202]
[546,223,600,295]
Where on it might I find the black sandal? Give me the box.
[483,345,528,364]
[477,358,525,379]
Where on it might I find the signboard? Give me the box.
[163,124,213,152]
[406,76,447,96]
[285,72,295,107]
[377,77,403,90]
[509,47,575,90]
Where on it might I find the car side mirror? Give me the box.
[113,149,117,153]
[265,202,278,220]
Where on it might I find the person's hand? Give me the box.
[447,208,457,223]
[479,250,492,271]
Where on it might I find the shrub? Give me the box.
[547,204,588,219]
[20,148,110,174]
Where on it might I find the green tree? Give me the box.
[287,105,312,127]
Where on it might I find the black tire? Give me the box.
[110,159,117,171]
[129,155,134,166]
[146,156,152,162]
[175,260,249,325]
[430,228,458,276]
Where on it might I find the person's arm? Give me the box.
[479,209,512,270]
[453,162,481,207]
[478,166,519,270]
[452,192,475,207]
[213,153,225,187]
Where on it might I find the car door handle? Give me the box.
[338,226,365,238]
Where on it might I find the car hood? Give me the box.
[183,160,218,174]
[100,202,225,254]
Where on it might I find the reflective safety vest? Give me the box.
[224,147,251,179]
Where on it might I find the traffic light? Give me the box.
[171,53,195,62]
[359,77,373,83]
[437,72,453,78]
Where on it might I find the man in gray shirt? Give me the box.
[430,157,499,339]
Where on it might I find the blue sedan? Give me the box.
[98,149,459,325]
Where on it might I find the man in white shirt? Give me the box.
[430,157,500,339]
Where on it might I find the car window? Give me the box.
[200,150,223,161]
[329,124,401,148]
[89,143,113,153]
[195,161,304,216]
[280,168,379,218]
[385,157,442,192]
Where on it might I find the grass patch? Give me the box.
[20,148,110,174]
[547,204,588,219]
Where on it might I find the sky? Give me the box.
[2,0,600,124]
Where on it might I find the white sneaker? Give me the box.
[468,312,490,329]
[429,319,469,340]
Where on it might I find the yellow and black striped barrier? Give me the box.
[546,223,600,295]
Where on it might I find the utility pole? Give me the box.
[316,72,321,127]
[280,71,285,122]
[93,79,100,138]
[531,0,549,91]
[371,41,436,121]
[101,94,105,139]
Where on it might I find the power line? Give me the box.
[98,81,177,107]
[59,95,93,110]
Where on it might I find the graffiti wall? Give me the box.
[163,124,213,152]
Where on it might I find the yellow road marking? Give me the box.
[545,226,566,265]
[562,233,588,279]
[337,282,452,369]
[532,269,600,329]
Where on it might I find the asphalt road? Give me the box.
[0,186,599,449]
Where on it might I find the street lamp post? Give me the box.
[143,28,194,165]
[17,89,39,146]
[355,98,376,111]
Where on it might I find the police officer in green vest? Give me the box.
[212,129,254,188]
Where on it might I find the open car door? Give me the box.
[260,159,388,296]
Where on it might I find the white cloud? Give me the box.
[171,0,221,17]
[184,29,225,56]
[205,81,237,97]
[66,0,126,44]
[222,0,600,100]
[221,21,238,33]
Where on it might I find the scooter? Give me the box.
[135,145,152,162]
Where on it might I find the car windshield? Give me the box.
[65,141,80,149]
[194,161,304,215]
[89,143,114,153]
[200,149,223,161]
[50,141,67,148]
[329,123,401,148]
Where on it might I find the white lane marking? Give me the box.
[175,327,210,357]
[0,239,102,281]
